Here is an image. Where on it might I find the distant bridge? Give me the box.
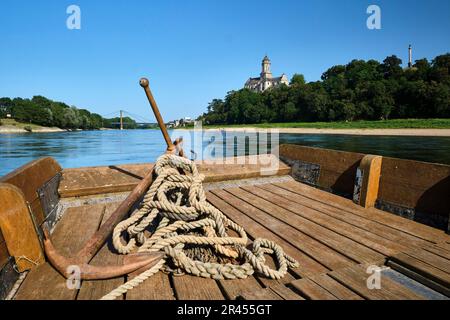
[101,110,156,129]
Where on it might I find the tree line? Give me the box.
[0,96,139,130]
[199,53,450,124]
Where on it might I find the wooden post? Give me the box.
[0,183,45,272]
[353,155,383,208]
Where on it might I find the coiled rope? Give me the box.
[101,153,299,300]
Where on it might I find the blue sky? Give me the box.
[1,0,449,121]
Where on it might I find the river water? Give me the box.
[1,129,449,176]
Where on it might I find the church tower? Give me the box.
[261,56,273,79]
[244,56,289,92]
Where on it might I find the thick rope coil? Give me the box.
[101,153,299,300]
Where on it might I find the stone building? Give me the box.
[245,56,289,93]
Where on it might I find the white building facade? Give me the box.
[245,56,289,93]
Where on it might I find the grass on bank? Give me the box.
[0,118,46,131]
[197,119,450,130]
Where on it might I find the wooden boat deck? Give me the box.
[14,178,450,300]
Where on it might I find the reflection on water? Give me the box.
[1,129,449,176]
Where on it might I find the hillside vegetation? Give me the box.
[199,53,450,125]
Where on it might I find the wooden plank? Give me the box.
[268,283,305,300]
[329,264,425,300]
[279,144,364,196]
[240,288,283,300]
[211,194,299,287]
[290,278,338,300]
[0,157,61,202]
[172,275,225,300]
[274,181,447,243]
[209,190,351,272]
[387,261,450,297]
[308,274,363,300]
[77,202,126,300]
[218,277,264,300]
[15,203,105,300]
[126,272,175,300]
[261,183,432,249]
[224,187,384,264]
[0,241,9,269]
[378,157,450,219]
[422,244,450,260]
[59,155,290,198]
[0,183,45,272]
[403,249,450,274]
[435,241,450,251]
[249,184,406,257]
[389,253,450,289]
[207,192,330,277]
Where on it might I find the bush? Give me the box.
[24,125,33,132]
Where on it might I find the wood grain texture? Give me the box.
[59,155,290,198]
[279,144,364,195]
[0,183,44,272]
[275,181,447,243]
[211,189,354,269]
[225,187,384,264]
[358,155,382,208]
[15,203,105,300]
[1,157,62,226]
[206,191,332,276]
[329,264,425,300]
[77,202,126,300]
[172,275,225,300]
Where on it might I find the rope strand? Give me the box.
[101,154,299,300]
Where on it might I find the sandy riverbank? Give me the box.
[201,127,450,137]
[0,126,66,134]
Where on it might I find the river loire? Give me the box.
[1,129,449,176]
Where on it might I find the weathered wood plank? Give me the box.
[0,241,9,269]
[210,189,353,270]
[172,275,225,300]
[15,203,105,300]
[224,187,384,264]
[1,157,62,226]
[218,277,264,300]
[77,202,125,300]
[0,183,45,272]
[206,192,329,277]
[268,283,305,300]
[251,184,408,257]
[290,278,338,300]
[387,261,450,297]
[422,244,450,260]
[389,253,450,289]
[59,155,290,198]
[261,183,432,249]
[274,181,447,243]
[126,272,175,300]
[329,264,425,300]
[403,249,450,274]
[240,288,283,300]
[308,274,363,300]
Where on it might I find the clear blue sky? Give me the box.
[1,0,449,121]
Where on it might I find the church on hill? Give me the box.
[244,56,289,93]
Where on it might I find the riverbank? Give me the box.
[204,127,450,137]
[0,119,65,134]
[194,119,450,136]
